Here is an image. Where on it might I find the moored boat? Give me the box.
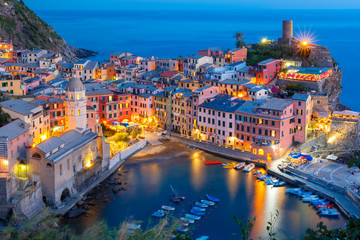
[127,223,141,230]
[152,210,166,218]
[243,163,255,172]
[234,162,245,170]
[162,205,175,211]
[175,226,189,232]
[180,217,194,224]
[204,160,223,165]
[319,209,340,216]
[273,181,286,187]
[195,202,208,208]
[190,209,205,216]
[185,213,201,220]
[192,206,206,212]
[169,195,181,203]
[206,194,220,202]
[200,199,215,206]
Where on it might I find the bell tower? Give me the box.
[65,77,87,131]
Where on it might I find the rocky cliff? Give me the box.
[0,0,96,60]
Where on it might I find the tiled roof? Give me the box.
[85,83,113,95]
[258,59,278,65]
[160,71,178,78]
[0,119,30,141]
[199,94,244,113]
[139,93,153,99]
[0,99,42,116]
[292,93,310,101]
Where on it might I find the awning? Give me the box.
[326,154,338,161]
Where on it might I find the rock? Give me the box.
[87,201,96,206]
[77,200,84,206]
[95,194,102,200]
[52,222,59,228]
[83,206,90,210]
[67,209,85,218]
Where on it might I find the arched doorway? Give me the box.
[60,188,70,202]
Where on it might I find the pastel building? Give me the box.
[183,55,213,77]
[198,47,247,67]
[197,94,244,145]
[249,59,281,85]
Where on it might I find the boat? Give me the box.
[185,214,201,220]
[204,160,223,165]
[254,170,263,175]
[222,163,229,166]
[196,237,209,240]
[190,209,205,216]
[192,206,206,211]
[181,217,194,224]
[273,181,286,187]
[170,185,185,200]
[303,196,319,202]
[195,202,208,208]
[152,210,166,217]
[316,204,334,209]
[206,194,220,202]
[234,162,245,170]
[127,223,141,230]
[169,195,181,203]
[175,226,189,232]
[319,209,340,216]
[286,188,301,193]
[179,220,189,227]
[201,199,215,206]
[243,163,255,172]
[162,205,175,211]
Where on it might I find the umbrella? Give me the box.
[326,154,338,161]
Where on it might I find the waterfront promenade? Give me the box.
[268,159,360,218]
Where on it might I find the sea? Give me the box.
[34,9,360,111]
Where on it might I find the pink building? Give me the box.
[234,96,312,160]
[198,47,247,64]
[197,94,244,145]
[249,59,281,85]
[291,93,312,143]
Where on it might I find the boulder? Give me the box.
[67,209,85,218]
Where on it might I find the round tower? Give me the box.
[65,77,87,131]
[282,20,293,40]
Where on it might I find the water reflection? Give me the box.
[225,168,240,201]
[251,176,266,237]
[140,163,161,195]
[190,151,205,191]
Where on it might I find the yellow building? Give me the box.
[0,76,24,95]
[179,79,203,90]
[171,89,193,136]
[153,87,176,130]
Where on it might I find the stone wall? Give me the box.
[109,138,147,169]
[14,181,45,218]
[74,162,103,192]
[328,118,359,150]
[298,133,326,152]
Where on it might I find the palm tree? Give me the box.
[233,32,244,42]
[233,32,245,48]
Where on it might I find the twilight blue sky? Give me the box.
[24,0,360,10]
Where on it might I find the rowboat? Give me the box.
[169,195,181,203]
[195,202,208,208]
[200,199,215,206]
[196,237,209,240]
[179,220,189,227]
[175,226,189,232]
[206,194,220,202]
[286,188,301,193]
[192,206,206,211]
[190,209,205,216]
[152,210,166,217]
[185,214,201,220]
[204,160,222,165]
[319,209,340,216]
[127,223,141,230]
[316,204,333,209]
[234,162,245,170]
[162,205,175,211]
[243,163,255,172]
[181,217,194,224]
[273,181,286,187]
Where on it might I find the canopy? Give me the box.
[326,154,338,161]
[110,121,120,126]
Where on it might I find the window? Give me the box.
[78,109,81,116]
[298,101,302,106]
[271,121,275,126]
[71,110,74,116]
[265,129,268,136]
[60,164,63,176]
[258,149,264,155]
[298,119,301,124]
[229,122,232,128]
[77,94,80,100]
[258,129,262,135]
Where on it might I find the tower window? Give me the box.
[77,94,80,100]
[70,94,73,100]
[78,109,81,116]
[71,110,74,116]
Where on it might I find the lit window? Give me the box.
[78,109,81,116]
[259,149,264,155]
[77,94,80,100]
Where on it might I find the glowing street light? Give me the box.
[261,38,268,43]
[301,40,308,46]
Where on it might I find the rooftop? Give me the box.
[199,94,244,113]
[292,93,310,101]
[258,59,278,65]
[0,99,42,116]
[0,119,30,142]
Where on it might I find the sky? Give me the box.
[24,0,360,10]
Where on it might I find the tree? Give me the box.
[0,107,10,127]
[266,210,279,240]
[233,214,256,240]
[348,151,360,169]
[233,32,246,48]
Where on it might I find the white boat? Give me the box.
[185,214,201,220]
[162,205,175,211]
[243,163,255,172]
[234,162,245,170]
[200,199,215,206]
[319,209,340,216]
[196,237,209,240]
[286,188,301,193]
[181,217,194,224]
[127,223,141,230]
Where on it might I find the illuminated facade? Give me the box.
[278,67,332,82]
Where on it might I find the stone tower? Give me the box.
[65,77,87,131]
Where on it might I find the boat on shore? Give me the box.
[273,181,286,187]
[192,206,206,211]
[243,163,255,172]
[234,162,245,170]
[319,209,340,216]
[190,209,205,216]
[195,202,208,208]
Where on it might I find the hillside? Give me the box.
[0,0,95,60]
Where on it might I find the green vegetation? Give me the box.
[348,151,360,169]
[0,16,16,34]
[0,106,10,127]
[247,45,293,66]
[279,83,308,97]
[233,215,256,240]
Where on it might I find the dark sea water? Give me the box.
[35,9,360,111]
[63,142,346,239]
